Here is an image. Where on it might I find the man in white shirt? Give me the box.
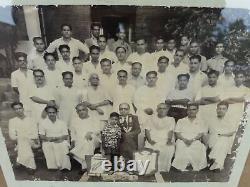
[99,58,117,94]
[46,24,89,60]
[69,103,102,173]
[43,53,62,90]
[85,73,113,120]
[127,38,153,77]
[72,57,88,89]
[208,102,237,171]
[165,38,176,58]
[113,46,131,74]
[27,37,46,70]
[151,36,174,69]
[188,55,208,96]
[221,71,250,127]
[85,23,101,48]
[127,62,145,89]
[168,49,189,79]
[29,69,55,122]
[166,73,194,121]
[54,71,84,126]
[98,35,117,62]
[172,103,207,171]
[133,71,163,149]
[218,60,235,88]
[195,70,222,124]
[56,44,74,72]
[111,70,136,113]
[84,45,102,75]
[39,105,71,171]
[145,103,175,172]
[9,102,39,173]
[11,52,34,113]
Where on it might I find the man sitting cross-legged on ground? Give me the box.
[172,103,208,171]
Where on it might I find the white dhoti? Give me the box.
[146,142,175,172]
[42,141,71,170]
[17,138,36,169]
[172,140,207,171]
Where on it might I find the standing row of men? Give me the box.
[8,23,249,176]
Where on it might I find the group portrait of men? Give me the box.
[8,21,250,178]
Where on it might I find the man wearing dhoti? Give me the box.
[145,103,175,172]
[208,102,237,171]
[39,105,71,170]
[54,71,84,125]
[29,69,55,122]
[195,70,222,123]
[11,52,34,114]
[85,73,113,120]
[111,70,136,113]
[172,103,207,171]
[133,71,164,149]
[9,102,39,172]
[69,103,102,173]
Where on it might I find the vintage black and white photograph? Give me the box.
[0,4,250,184]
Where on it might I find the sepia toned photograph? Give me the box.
[0,3,250,186]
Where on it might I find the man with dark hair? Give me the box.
[166,73,194,121]
[113,46,131,74]
[111,69,136,113]
[195,70,222,123]
[187,54,208,95]
[39,105,71,171]
[218,60,235,88]
[221,71,250,126]
[27,37,46,70]
[46,24,89,60]
[208,102,237,171]
[128,62,145,89]
[98,35,117,62]
[11,52,34,112]
[56,44,74,72]
[9,102,39,173]
[54,71,85,125]
[43,52,62,89]
[172,103,207,171]
[206,42,228,74]
[84,45,102,75]
[166,38,176,58]
[127,38,153,77]
[72,57,88,89]
[29,69,55,122]
[85,23,101,47]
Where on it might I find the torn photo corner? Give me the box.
[0,1,250,187]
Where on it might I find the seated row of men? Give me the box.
[9,100,240,175]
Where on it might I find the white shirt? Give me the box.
[195,84,222,101]
[9,116,38,140]
[168,62,189,80]
[46,37,89,60]
[55,59,74,73]
[167,88,195,108]
[99,72,117,94]
[112,61,131,74]
[39,118,68,137]
[43,68,63,89]
[27,49,46,70]
[175,117,207,140]
[127,74,145,89]
[218,74,235,88]
[84,61,102,75]
[188,71,208,96]
[11,69,34,104]
[99,48,118,62]
[73,71,88,89]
